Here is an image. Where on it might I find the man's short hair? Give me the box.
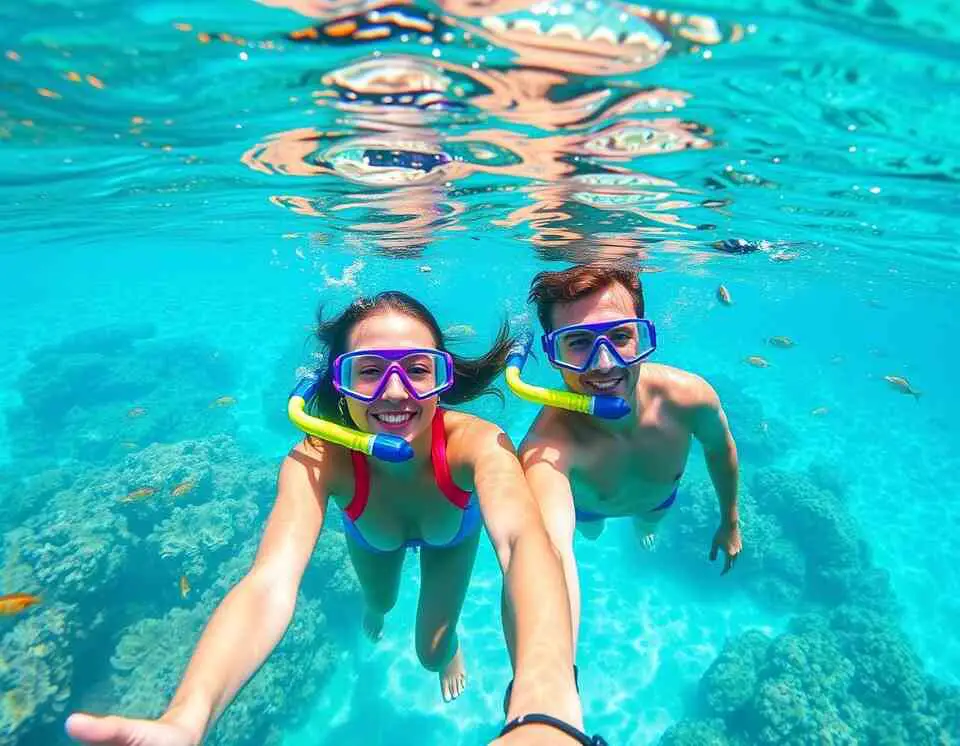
[528,263,645,333]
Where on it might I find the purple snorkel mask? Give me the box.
[332,348,455,403]
[542,318,657,372]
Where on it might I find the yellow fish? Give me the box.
[716,284,732,306]
[179,575,191,599]
[171,480,195,498]
[210,396,236,408]
[767,336,795,349]
[884,376,921,401]
[0,593,41,616]
[746,355,770,368]
[127,407,147,418]
[122,486,156,503]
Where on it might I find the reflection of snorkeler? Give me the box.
[258,0,743,77]
[65,292,582,745]
[246,120,708,252]
[516,263,742,655]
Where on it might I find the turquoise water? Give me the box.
[1,0,959,744]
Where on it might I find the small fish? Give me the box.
[418,265,432,273]
[171,480,195,498]
[210,396,236,408]
[716,284,732,306]
[746,355,769,368]
[770,250,798,262]
[767,336,795,349]
[119,441,139,450]
[179,575,191,599]
[0,593,41,616]
[443,324,476,338]
[122,486,156,503]
[127,407,147,418]
[811,407,830,417]
[884,375,921,401]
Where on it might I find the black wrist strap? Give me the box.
[499,714,608,745]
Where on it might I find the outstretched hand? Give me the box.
[65,713,197,746]
[710,520,742,575]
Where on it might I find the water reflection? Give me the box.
[237,1,748,254]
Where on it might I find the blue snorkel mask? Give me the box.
[505,318,656,419]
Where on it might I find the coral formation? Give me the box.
[659,607,959,746]
[111,588,337,746]
[709,375,795,468]
[5,323,238,467]
[0,603,77,746]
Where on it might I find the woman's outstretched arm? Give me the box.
[66,441,330,746]
[463,421,583,731]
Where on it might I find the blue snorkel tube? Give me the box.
[288,370,414,462]
[504,329,630,419]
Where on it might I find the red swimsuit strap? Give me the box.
[431,408,472,509]
[344,408,471,521]
[344,450,369,522]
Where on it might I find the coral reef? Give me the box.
[0,603,77,746]
[655,465,894,615]
[149,498,260,578]
[709,375,795,468]
[5,323,238,467]
[110,587,338,746]
[0,423,360,746]
[659,606,959,746]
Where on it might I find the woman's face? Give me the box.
[343,310,441,442]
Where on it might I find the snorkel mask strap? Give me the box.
[505,329,630,420]
[288,371,414,462]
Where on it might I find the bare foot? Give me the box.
[363,608,384,641]
[632,517,659,550]
[576,518,605,541]
[440,643,467,702]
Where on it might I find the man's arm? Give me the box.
[689,380,741,573]
[464,420,583,731]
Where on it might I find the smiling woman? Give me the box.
[65,290,585,746]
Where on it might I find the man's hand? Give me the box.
[710,520,742,575]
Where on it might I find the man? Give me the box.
[519,263,742,651]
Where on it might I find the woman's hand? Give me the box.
[65,712,198,746]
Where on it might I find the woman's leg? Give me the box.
[346,533,406,641]
[415,530,481,701]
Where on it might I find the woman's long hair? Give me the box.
[309,291,513,423]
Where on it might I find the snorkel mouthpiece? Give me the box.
[288,370,414,462]
[505,330,630,420]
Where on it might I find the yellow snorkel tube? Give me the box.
[505,330,630,419]
[288,371,414,462]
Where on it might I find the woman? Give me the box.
[66,291,582,745]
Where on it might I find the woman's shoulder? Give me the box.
[288,436,354,495]
[441,408,511,454]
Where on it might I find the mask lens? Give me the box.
[399,352,447,395]
[342,354,388,398]
[555,328,600,369]
[552,320,654,370]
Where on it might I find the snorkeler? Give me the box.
[65,291,584,746]
[515,263,742,654]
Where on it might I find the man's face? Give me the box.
[550,282,642,400]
